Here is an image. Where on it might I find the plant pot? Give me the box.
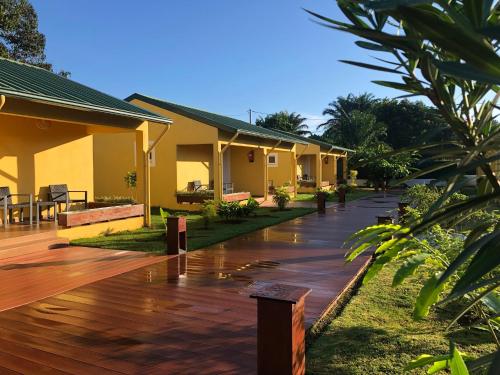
[338,189,346,203]
[376,215,393,225]
[316,194,326,214]
[398,202,409,218]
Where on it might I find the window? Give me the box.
[267,153,278,167]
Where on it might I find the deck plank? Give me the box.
[0,193,399,374]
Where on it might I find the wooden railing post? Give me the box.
[250,283,311,375]
[166,216,187,255]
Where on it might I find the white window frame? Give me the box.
[267,152,278,167]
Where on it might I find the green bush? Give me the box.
[273,187,291,210]
[216,201,243,221]
[201,200,218,228]
[241,197,260,217]
[94,196,135,204]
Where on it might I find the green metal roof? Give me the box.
[0,58,172,124]
[270,129,353,153]
[125,93,307,145]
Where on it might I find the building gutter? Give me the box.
[144,123,171,227]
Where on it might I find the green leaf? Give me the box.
[453,237,500,294]
[405,354,450,371]
[362,0,433,11]
[436,61,500,85]
[488,350,500,375]
[450,344,469,375]
[372,80,419,93]
[339,59,402,74]
[392,253,430,287]
[397,6,500,78]
[414,273,446,319]
[355,40,391,51]
[438,229,500,288]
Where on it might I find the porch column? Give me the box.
[214,143,222,201]
[342,156,348,181]
[263,148,269,201]
[290,149,297,198]
[333,155,338,185]
[135,122,150,227]
[315,153,322,190]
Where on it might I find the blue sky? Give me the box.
[31,0,400,132]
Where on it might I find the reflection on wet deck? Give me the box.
[0,193,400,374]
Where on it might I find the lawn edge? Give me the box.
[306,254,374,347]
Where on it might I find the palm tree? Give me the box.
[318,93,382,148]
[255,111,311,136]
[319,93,377,134]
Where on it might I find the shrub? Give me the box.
[159,207,169,229]
[94,196,135,204]
[217,201,243,221]
[241,197,260,216]
[273,187,291,210]
[201,200,217,228]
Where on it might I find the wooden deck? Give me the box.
[0,193,400,374]
[0,228,169,312]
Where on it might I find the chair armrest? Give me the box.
[8,193,32,198]
[67,190,88,193]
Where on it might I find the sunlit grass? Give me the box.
[306,263,495,374]
[71,207,315,253]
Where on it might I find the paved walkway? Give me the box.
[0,193,399,374]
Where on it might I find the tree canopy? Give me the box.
[255,111,311,136]
[0,0,67,75]
[317,93,449,150]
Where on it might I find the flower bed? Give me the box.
[58,204,144,227]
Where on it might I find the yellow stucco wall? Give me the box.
[93,99,220,209]
[93,132,136,198]
[0,113,94,203]
[268,150,293,188]
[322,155,337,185]
[229,146,265,196]
[176,144,213,190]
[59,216,143,240]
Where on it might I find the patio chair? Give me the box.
[193,180,210,192]
[49,184,88,212]
[223,182,234,194]
[0,186,33,226]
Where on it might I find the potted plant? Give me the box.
[314,188,328,214]
[272,187,291,210]
[336,183,349,203]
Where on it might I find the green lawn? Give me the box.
[294,189,374,202]
[306,263,495,374]
[71,207,315,253]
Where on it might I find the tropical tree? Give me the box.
[321,108,387,148]
[0,0,67,75]
[255,111,312,136]
[307,0,500,372]
[353,143,415,189]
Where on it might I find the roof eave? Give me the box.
[1,90,172,125]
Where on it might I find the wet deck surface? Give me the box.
[0,193,399,374]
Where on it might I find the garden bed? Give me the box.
[71,207,315,252]
[58,204,144,227]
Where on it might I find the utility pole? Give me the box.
[248,109,252,125]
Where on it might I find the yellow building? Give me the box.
[290,134,351,193]
[0,58,172,230]
[94,94,306,210]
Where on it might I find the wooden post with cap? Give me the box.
[250,283,311,375]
